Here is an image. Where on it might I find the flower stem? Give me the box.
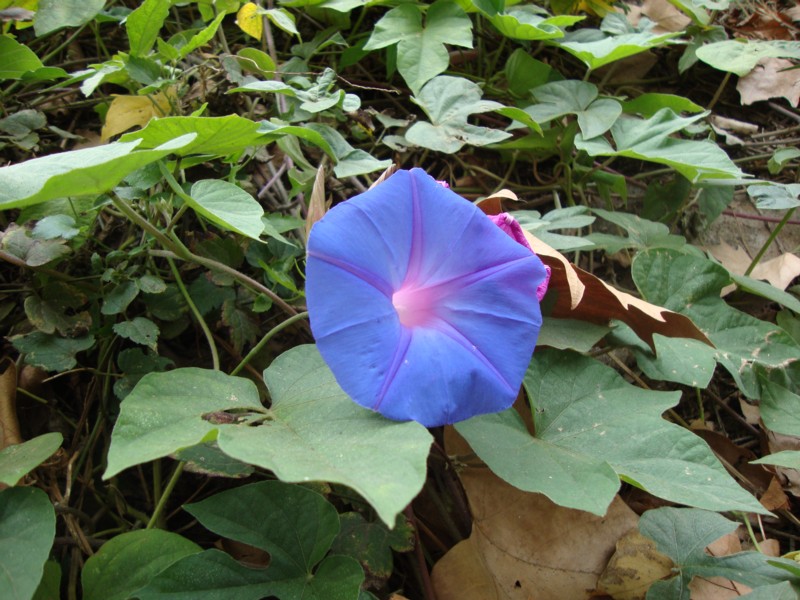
[231,311,309,376]
[147,461,185,530]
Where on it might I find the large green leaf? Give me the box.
[138,549,363,600]
[188,180,265,240]
[104,346,432,525]
[640,508,795,599]
[0,135,195,210]
[81,530,201,600]
[185,482,339,575]
[363,0,473,94]
[34,0,106,36]
[456,410,621,515]
[632,249,800,398]
[576,109,744,182]
[526,349,765,514]
[696,40,800,76]
[406,76,511,153]
[632,334,717,388]
[139,482,363,600]
[0,36,66,81]
[0,433,62,487]
[0,487,56,600]
[120,115,264,156]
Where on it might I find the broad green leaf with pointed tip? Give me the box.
[550,26,680,70]
[640,508,794,599]
[696,40,800,76]
[138,549,363,600]
[0,36,67,81]
[632,249,800,398]
[104,346,432,526]
[364,0,472,94]
[185,482,338,575]
[139,482,363,599]
[526,348,767,514]
[632,334,716,388]
[0,487,56,600]
[188,180,265,240]
[576,109,744,182]
[623,93,705,118]
[456,409,621,516]
[81,530,201,600]
[0,433,62,486]
[752,450,800,469]
[0,135,195,210]
[406,76,511,153]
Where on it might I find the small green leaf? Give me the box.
[503,49,557,97]
[747,183,800,210]
[640,508,794,598]
[623,93,705,118]
[768,148,800,175]
[364,0,473,94]
[752,450,800,470]
[32,215,80,240]
[759,375,800,437]
[696,39,800,76]
[102,280,140,315]
[11,332,95,372]
[0,433,63,487]
[127,0,171,57]
[189,180,266,240]
[82,530,201,600]
[526,80,622,139]
[537,317,611,352]
[488,7,582,41]
[330,513,414,580]
[114,317,160,350]
[263,8,299,36]
[406,76,511,153]
[305,123,391,177]
[0,487,56,600]
[176,12,227,59]
[31,560,61,600]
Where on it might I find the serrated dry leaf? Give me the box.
[100,89,175,141]
[737,58,800,108]
[597,529,674,600]
[435,430,639,600]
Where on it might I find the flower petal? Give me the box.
[306,168,549,426]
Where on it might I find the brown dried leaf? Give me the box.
[0,360,22,450]
[706,242,800,291]
[432,466,639,600]
[100,88,176,141]
[737,58,800,108]
[597,529,674,600]
[306,161,328,241]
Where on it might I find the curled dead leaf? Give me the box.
[0,359,22,450]
[306,161,328,241]
[596,529,674,600]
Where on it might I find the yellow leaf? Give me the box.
[100,89,175,141]
[236,2,263,40]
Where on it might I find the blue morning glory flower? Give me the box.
[305,168,549,427]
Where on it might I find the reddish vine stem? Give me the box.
[722,210,800,226]
[404,505,438,600]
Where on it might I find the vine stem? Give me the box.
[146,461,185,529]
[231,311,309,376]
[167,256,220,370]
[744,207,796,276]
